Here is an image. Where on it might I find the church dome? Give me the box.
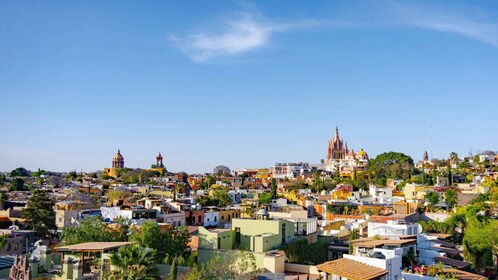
[256,209,269,216]
[213,165,231,176]
[356,149,368,157]
[113,150,124,160]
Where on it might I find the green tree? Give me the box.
[0,235,7,249]
[60,216,127,245]
[185,251,258,280]
[10,167,30,177]
[444,188,458,208]
[22,190,56,238]
[0,173,5,183]
[463,220,498,270]
[425,191,439,208]
[0,192,8,210]
[130,221,191,263]
[10,177,25,191]
[449,152,458,162]
[66,170,78,180]
[282,239,328,265]
[269,178,277,199]
[258,191,273,205]
[205,175,215,188]
[107,244,160,280]
[105,189,132,205]
[367,152,414,185]
[32,168,46,177]
[402,247,418,268]
[210,185,232,207]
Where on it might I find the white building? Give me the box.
[203,210,219,227]
[368,220,420,237]
[159,212,185,227]
[271,162,310,179]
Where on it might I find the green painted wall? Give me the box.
[231,219,295,251]
[198,227,234,250]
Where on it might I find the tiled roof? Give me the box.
[56,242,133,252]
[316,258,388,280]
[353,239,417,248]
[435,256,471,269]
[435,246,461,255]
[434,239,456,248]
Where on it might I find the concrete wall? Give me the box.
[254,233,281,253]
[263,252,285,273]
[284,263,320,275]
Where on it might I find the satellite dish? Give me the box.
[417,224,423,234]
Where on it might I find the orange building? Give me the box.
[185,209,205,226]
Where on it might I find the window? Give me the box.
[198,216,201,223]
[214,216,217,222]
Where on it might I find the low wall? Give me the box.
[284,263,320,275]
[419,213,449,222]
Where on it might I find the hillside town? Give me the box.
[0,128,497,280]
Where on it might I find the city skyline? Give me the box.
[1,1,498,173]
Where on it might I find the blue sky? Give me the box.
[1,1,497,173]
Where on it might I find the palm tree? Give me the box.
[107,244,160,280]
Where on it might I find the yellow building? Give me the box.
[330,185,353,200]
[256,169,272,180]
[403,184,433,200]
[218,208,241,224]
[394,201,419,215]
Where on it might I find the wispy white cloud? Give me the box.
[386,2,498,46]
[172,13,323,62]
[173,3,498,62]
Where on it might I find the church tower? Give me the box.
[156,152,164,168]
[112,149,124,168]
[326,126,345,163]
[423,150,429,162]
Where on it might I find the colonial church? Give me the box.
[325,127,369,176]
[104,150,165,178]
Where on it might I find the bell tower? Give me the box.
[156,152,164,168]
